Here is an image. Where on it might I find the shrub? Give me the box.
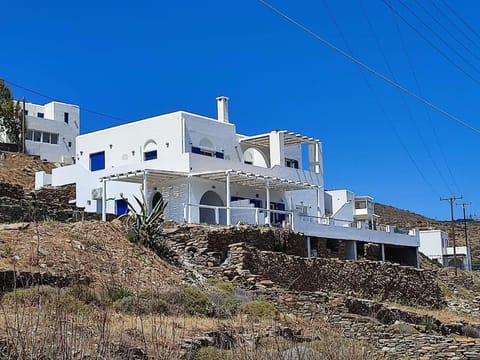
[206,278,235,295]
[161,286,213,316]
[240,300,276,318]
[2,286,56,306]
[195,346,223,360]
[109,288,134,302]
[113,294,169,315]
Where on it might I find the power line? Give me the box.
[2,78,127,123]
[395,0,480,76]
[392,11,462,196]
[430,0,480,53]
[360,0,453,196]
[381,0,480,86]
[257,0,480,135]
[321,0,440,197]
[439,0,480,43]
[413,0,480,63]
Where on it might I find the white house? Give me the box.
[37,96,420,266]
[419,230,472,271]
[0,101,79,164]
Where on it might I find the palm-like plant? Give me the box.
[123,191,170,259]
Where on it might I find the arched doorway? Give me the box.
[152,192,163,210]
[199,190,224,224]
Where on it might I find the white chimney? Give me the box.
[216,96,229,123]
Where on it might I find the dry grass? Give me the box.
[0,283,383,359]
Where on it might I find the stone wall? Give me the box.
[166,224,306,267]
[226,243,444,308]
[0,182,103,223]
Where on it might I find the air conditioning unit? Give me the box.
[91,188,102,200]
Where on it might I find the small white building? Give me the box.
[419,230,472,271]
[38,96,420,266]
[0,101,79,164]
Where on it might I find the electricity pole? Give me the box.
[441,195,462,276]
[457,202,471,270]
[22,97,26,154]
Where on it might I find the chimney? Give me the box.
[216,96,229,123]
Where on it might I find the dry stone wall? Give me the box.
[0,183,102,223]
[226,243,444,308]
[165,224,306,267]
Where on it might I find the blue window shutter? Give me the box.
[192,146,201,154]
[90,151,105,171]
[215,151,224,159]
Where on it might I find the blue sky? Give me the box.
[2,0,479,220]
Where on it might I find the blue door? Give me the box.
[116,199,129,215]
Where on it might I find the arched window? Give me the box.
[143,140,157,161]
[243,147,268,167]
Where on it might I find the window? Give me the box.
[26,130,33,140]
[192,146,224,158]
[33,131,42,142]
[68,141,72,148]
[244,160,253,165]
[51,133,59,144]
[64,112,69,124]
[24,110,28,115]
[285,158,299,169]
[144,150,157,161]
[90,151,105,171]
[42,132,51,143]
[37,112,44,118]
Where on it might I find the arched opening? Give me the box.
[199,190,224,224]
[151,192,163,210]
[143,140,157,161]
[243,147,268,167]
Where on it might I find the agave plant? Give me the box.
[122,191,170,258]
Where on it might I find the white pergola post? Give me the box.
[316,187,322,223]
[187,177,192,223]
[314,142,321,174]
[226,171,231,226]
[143,170,150,215]
[265,179,271,226]
[381,243,386,262]
[353,241,358,260]
[101,179,107,222]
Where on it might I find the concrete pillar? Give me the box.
[306,236,311,257]
[226,171,231,226]
[101,179,107,222]
[269,131,285,167]
[143,171,150,215]
[265,179,271,226]
[308,142,322,174]
[187,177,192,223]
[316,187,322,222]
[381,243,386,262]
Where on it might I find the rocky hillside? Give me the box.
[376,203,480,255]
[0,151,57,190]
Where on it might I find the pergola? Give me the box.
[99,167,322,226]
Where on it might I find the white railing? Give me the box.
[183,203,294,229]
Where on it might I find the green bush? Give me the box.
[240,300,276,318]
[114,294,169,315]
[161,286,213,316]
[195,346,223,360]
[206,278,235,295]
[109,288,134,302]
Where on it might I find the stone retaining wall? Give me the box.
[227,243,444,308]
[166,224,306,267]
[0,182,103,223]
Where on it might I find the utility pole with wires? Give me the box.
[457,202,472,270]
[441,195,463,276]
